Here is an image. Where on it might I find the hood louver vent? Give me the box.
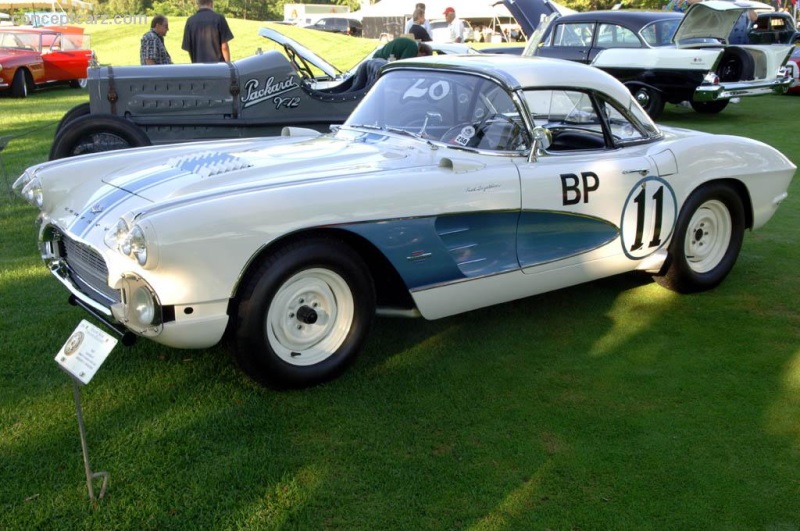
[167,152,252,178]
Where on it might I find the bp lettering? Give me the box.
[560,172,599,205]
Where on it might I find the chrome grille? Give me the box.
[59,232,121,305]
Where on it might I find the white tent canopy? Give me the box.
[353,0,514,21]
[0,0,93,10]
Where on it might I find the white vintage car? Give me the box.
[15,55,795,388]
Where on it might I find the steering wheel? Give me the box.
[441,113,523,150]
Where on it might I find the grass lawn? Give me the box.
[1,19,799,530]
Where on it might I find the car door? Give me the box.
[590,22,644,62]
[515,88,676,280]
[41,32,88,81]
[537,21,597,63]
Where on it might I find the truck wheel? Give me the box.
[233,237,375,389]
[54,103,91,137]
[69,79,87,89]
[690,100,730,114]
[11,69,29,98]
[49,114,151,160]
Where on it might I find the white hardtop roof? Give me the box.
[386,54,635,103]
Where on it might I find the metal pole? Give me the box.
[72,379,108,503]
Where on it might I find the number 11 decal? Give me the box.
[621,177,678,260]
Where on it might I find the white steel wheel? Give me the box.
[267,268,354,366]
[683,199,732,274]
[654,183,744,294]
[234,237,375,389]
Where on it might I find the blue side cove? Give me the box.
[517,211,619,268]
[341,212,519,290]
[341,211,619,290]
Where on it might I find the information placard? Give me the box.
[55,320,117,385]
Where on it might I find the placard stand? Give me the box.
[56,319,118,503]
[71,378,109,503]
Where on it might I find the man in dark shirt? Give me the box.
[182,0,233,63]
[408,8,432,42]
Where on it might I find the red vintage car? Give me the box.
[0,26,93,97]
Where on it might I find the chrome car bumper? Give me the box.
[694,73,793,101]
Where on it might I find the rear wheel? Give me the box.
[11,69,29,98]
[234,238,375,389]
[690,100,730,114]
[628,84,665,119]
[69,79,88,89]
[654,183,745,293]
[49,114,151,160]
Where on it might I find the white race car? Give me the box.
[15,55,795,388]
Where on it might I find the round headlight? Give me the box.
[131,285,156,325]
[122,225,148,266]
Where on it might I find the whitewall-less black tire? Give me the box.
[655,183,745,293]
[234,237,375,389]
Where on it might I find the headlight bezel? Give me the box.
[110,217,151,267]
[13,170,44,208]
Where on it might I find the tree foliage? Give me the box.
[91,0,667,21]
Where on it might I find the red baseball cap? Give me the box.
[443,7,455,14]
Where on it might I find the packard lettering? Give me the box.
[241,75,300,109]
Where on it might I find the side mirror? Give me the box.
[531,126,552,155]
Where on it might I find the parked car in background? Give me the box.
[49,27,476,159]
[748,10,800,44]
[0,25,92,97]
[519,0,793,118]
[16,54,795,388]
[306,17,363,37]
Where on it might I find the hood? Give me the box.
[36,131,429,236]
[501,0,574,38]
[673,0,772,43]
[258,27,342,79]
[110,136,410,203]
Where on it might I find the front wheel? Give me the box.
[49,114,151,160]
[11,69,29,98]
[234,238,375,389]
[654,183,745,293]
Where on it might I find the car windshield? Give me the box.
[342,69,531,152]
[0,32,42,52]
[640,19,681,47]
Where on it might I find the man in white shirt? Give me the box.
[404,2,432,35]
[443,7,464,43]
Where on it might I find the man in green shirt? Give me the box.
[374,37,432,61]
